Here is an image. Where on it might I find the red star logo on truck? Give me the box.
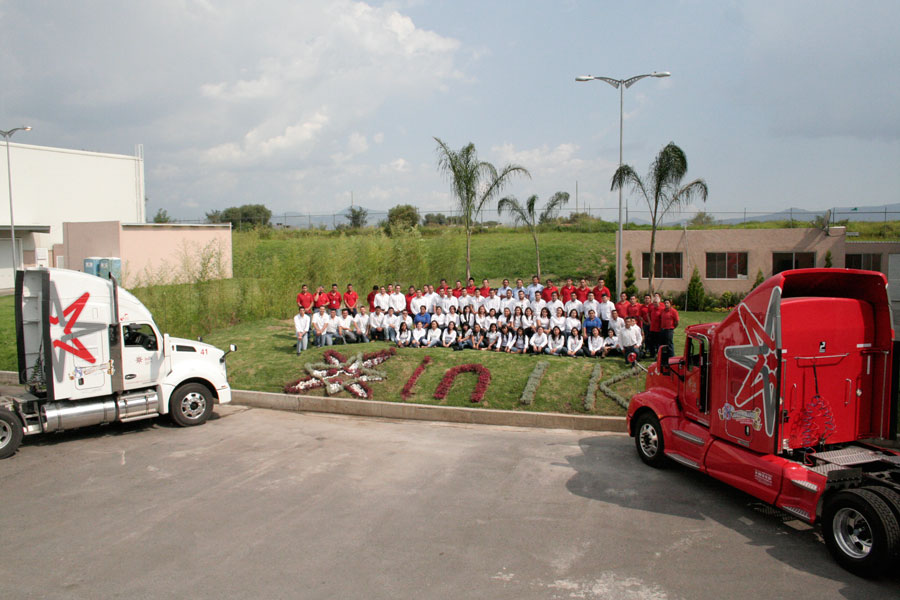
[48,286,107,382]
[723,287,781,437]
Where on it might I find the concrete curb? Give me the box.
[232,389,627,433]
[0,370,627,433]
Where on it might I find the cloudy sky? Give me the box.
[1,0,898,223]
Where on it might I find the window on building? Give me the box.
[642,252,683,279]
[706,252,748,279]
[772,252,815,274]
[845,253,882,271]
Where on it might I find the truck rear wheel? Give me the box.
[823,488,899,577]
[0,408,23,459]
[169,383,214,427]
[634,412,667,468]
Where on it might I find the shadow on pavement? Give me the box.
[565,435,900,598]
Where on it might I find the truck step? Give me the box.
[813,446,893,467]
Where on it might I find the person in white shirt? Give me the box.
[522,307,536,336]
[498,307,513,328]
[515,290,530,313]
[426,321,442,347]
[483,289,501,315]
[441,322,458,348]
[442,291,459,313]
[497,278,513,298]
[426,285,440,313]
[508,326,528,354]
[312,306,332,347]
[582,292,600,324]
[565,309,582,337]
[411,321,428,347]
[526,275,544,302]
[385,307,400,342]
[374,286,391,312]
[565,327,584,357]
[294,306,311,355]
[536,307,551,331]
[353,306,370,343]
[531,296,547,317]
[608,309,626,339]
[498,324,514,352]
[546,292,564,317]
[500,289,517,315]
[597,294,615,331]
[600,329,619,358]
[432,306,448,329]
[325,309,341,344]
[586,326,604,357]
[530,326,549,354]
[475,306,490,331]
[565,297,584,318]
[618,316,644,361]
[369,306,387,341]
[410,290,427,316]
[390,290,406,314]
[337,308,357,344]
[446,306,461,328]
[458,289,475,313]
[547,327,566,355]
[549,307,567,333]
[484,323,501,351]
[396,322,413,347]
[400,310,413,331]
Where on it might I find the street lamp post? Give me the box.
[1,126,31,274]
[576,72,669,299]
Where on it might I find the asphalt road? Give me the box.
[1,405,897,600]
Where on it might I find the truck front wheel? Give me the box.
[823,489,899,577]
[634,412,667,468]
[0,408,24,459]
[169,383,214,427]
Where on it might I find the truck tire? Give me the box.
[822,488,899,577]
[634,412,667,468]
[862,486,900,550]
[169,383,214,427]
[0,408,23,459]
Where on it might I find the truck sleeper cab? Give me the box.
[626,269,900,577]
[0,268,235,459]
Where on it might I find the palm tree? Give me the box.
[497,192,569,279]
[434,138,530,280]
[611,142,707,295]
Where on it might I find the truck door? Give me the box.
[121,323,162,390]
[682,336,710,425]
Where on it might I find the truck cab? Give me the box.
[626,269,900,577]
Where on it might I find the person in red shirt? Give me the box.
[626,295,642,321]
[296,284,313,310]
[593,278,611,302]
[541,279,558,303]
[466,277,477,295]
[479,278,492,298]
[452,280,464,298]
[659,298,679,357]
[406,285,417,313]
[367,286,379,311]
[560,278,576,303]
[648,295,663,358]
[615,292,630,319]
[314,286,330,309]
[343,284,359,315]
[575,278,591,303]
[327,284,343,311]
[436,278,450,294]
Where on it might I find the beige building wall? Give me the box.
[61,221,232,288]
[621,227,850,296]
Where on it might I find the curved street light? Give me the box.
[576,72,670,299]
[1,126,32,273]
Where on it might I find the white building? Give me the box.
[0,142,145,287]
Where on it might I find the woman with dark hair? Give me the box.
[565,327,584,357]
[508,326,527,354]
[537,307,551,332]
[484,322,501,351]
[586,327,604,358]
[547,326,566,355]
[441,321,458,348]
[522,307,535,337]
[455,323,473,351]
[396,322,412,348]
[471,324,485,350]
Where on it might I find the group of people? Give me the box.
[292,276,679,361]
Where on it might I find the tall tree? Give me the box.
[611,142,707,295]
[497,192,568,279]
[346,206,368,229]
[434,137,529,280]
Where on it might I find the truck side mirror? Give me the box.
[220,344,237,363]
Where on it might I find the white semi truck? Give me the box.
[0,268,235,459]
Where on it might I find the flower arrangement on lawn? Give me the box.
[433,363,491,403]
[519,361,549,405]
[583,363,603,411]
[401,356,432,400]
[284,348,396,399]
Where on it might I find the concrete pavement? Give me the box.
[0,406,897,599]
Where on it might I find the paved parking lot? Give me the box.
[1,405,897,599]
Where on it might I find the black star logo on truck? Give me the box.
[723,287,781,438]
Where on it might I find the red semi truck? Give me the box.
[627,268,900,577]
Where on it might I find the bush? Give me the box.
[686,267,706,310]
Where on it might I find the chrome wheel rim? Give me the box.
[833,507,873,559]
[0,420,11,449]
[638,422,659,457]
[180,392,207,420]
